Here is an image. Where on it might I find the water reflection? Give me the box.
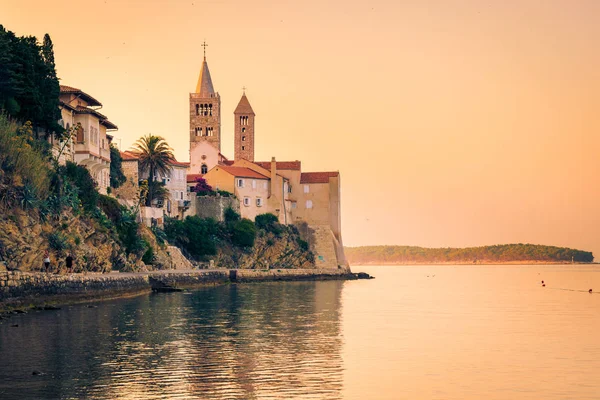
[0,281,345,399]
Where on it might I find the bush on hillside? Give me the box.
[231,218,257,248]
[255,213,283,235]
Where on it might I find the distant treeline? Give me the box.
[345,244,594,264]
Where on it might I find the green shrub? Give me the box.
[0,115,51,201]
[231,218,256,248]
[62,161,98,212]
[224,207,240,223]
[297,238,309,252]
[142,240,155,265]
[164,216,218,259]
[255,213,283,235]
[48,232,68,252]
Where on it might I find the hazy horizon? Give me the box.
[3,0,599,256]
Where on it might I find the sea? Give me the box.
[0,264,599,399]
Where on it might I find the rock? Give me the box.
[12,309,26,314]
[356,272,374,279]
[43,306,61,310]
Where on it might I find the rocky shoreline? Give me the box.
[0,269,373,313]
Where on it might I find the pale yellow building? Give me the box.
[58,85,117,194]
[201,165,270,221]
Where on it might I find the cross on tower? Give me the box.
[242,86,246,94]
[201,41,208,58]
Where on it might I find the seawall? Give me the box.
[0,268,370,310]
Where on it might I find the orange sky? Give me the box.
[3,0,600,256]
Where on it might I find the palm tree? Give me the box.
[131,134,175,206]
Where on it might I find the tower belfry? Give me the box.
[234,89,255,161]
[189,44,221,173]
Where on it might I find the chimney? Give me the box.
[269,157,276,198]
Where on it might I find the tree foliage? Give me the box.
[130,134,175,205]
[109,144,126,188]
[345,244,595,264]
[0,25,62,134]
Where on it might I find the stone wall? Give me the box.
[194,195,239,221]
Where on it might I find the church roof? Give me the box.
[300,171,339,184]
[234,94,255,115]
[195,58,215,97]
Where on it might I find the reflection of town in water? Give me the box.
[0,281,344,399]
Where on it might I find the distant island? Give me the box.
[345,244,594,265]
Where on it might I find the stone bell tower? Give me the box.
[233,90,255,161]
[189,42,221,172]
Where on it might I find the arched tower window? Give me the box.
[204,104,208,116]
[201,164,208,174]
[196,104,200,115]
[209,104,213,116]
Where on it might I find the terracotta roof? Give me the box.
[300,171,339,184]
[100,119,118,130]
[187,174,203,183]
[254,161,301,171]
[121,151,139,161]
[218,166,269,179]
[234,93,255,115]
[171,160,190,168]
[59,85,103,107]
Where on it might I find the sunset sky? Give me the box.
[3,0,600,256]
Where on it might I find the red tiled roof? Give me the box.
[218,166,269,179]
[300,171,339,184]
[121,151,139,161]
[171,160,190,168]
[59,85,103,107]
[187,174,203,183]
[254,161,301,171]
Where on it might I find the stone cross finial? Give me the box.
[201,41,208,59]
[242,86,246,94]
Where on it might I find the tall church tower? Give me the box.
[189,44,221,173]
[234,91,255,161]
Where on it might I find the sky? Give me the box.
[3,0,600,256]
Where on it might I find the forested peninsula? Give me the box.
[345,244,594,265]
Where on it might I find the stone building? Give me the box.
[57,85,117,194]
[186,52,348,268]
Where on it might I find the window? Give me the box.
[306,200,313,209]
[242,136,246,141]
[304,185,309,193]
[196,104,200,115]
[201,164,208,174]
[252,180,256,189]
[256,197,263,207]
[242,127,246,133]
[76,126,84,143]
[243,197,250,207]
[237,179,244,188]
[196,127,202,136]
[287,184,292,193]
[291,202,297,209]
[241,146,245,151]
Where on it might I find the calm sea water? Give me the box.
[1,265,599,399]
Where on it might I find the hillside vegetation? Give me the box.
[345,244,594,265]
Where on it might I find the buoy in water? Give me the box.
[541,280,544,284]
[542,284,546,287]
[589,289,593,293]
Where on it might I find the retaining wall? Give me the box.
[1,268,361,310]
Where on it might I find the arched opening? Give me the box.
[209,104,213,116]
[204,104,208,116]
[201,164,208,174]
[196,104,200,115]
